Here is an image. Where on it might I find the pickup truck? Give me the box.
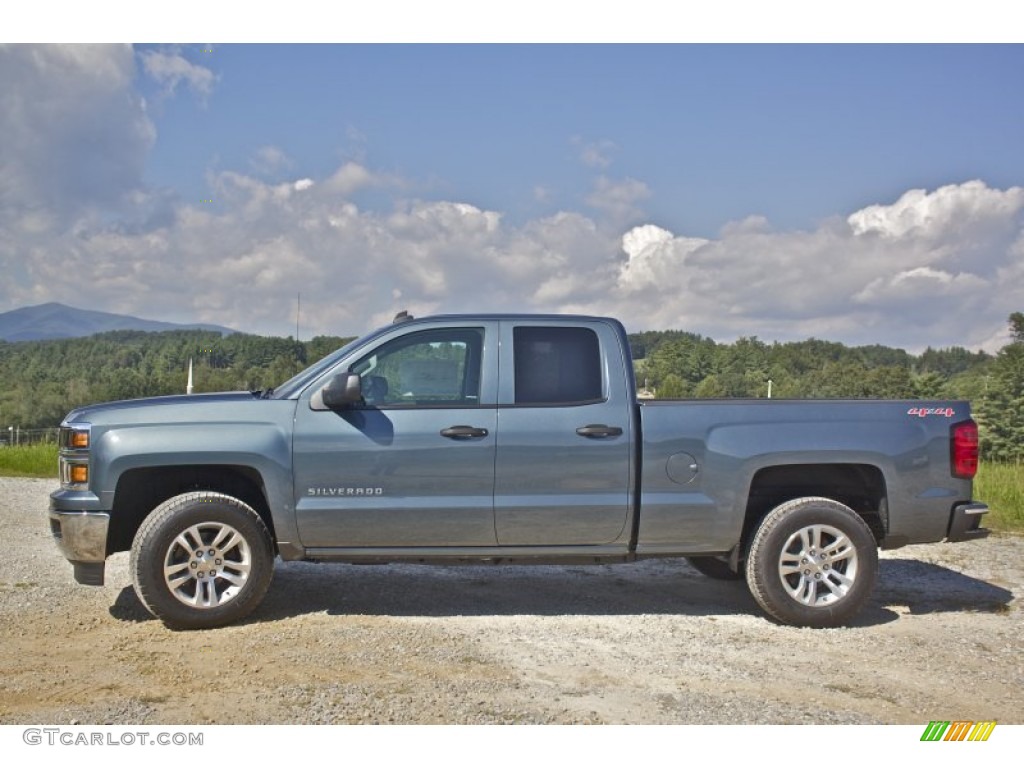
[49,313,989,630]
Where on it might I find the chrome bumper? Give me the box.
[48,510,109,585]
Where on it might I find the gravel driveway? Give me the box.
[1,476,1021,725]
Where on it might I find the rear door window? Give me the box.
[513,326,603,405]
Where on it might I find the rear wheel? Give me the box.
[130,492,275,630]
[746,497,878,628]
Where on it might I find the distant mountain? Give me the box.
[0,303,236,342]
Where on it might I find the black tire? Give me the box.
[130,492,275,630]
[745,496,878,628]
[686,556,744,581]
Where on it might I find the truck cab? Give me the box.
[291,316,635,552]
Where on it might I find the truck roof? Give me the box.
[391,312,621,325]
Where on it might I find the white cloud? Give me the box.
[618,224,708,292]
[578,181,1023,350]
[585,176,651,227]
[848,181,1024,241]
[322,162,376,196]
[139,48,216,98]
[250,146,293,177]
[0,44,154,230]
[8,156,1024,352]
[854,266,984,302]
[573,137,617,169]
[1,47,1021,354]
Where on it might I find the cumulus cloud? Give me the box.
[618,224,708,293]
[322,162,377,196]
[9,162,1024,351]
[1,45,1022,353]
[848,181,1024,242]
[0,44,154,230]
[581,181,1024,350]
[854,267,988,305]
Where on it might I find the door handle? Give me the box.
[440,425,489,439]
[576,424,623,438]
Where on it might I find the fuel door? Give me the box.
[666,452,699,485]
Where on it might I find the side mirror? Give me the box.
[312,373,362,410]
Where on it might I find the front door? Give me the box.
[293,322,498,548]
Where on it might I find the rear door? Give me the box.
[494,320,635,546]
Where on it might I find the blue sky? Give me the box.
[2,29,1023,351]
[139,44,1024,237]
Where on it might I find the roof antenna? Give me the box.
[393,310,413,324]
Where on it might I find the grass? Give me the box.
[2,442,1020,533]
[0,443,58,478]
[975,461,1024,533]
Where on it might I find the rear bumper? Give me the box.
[48,509,109,586]
[947,502,990,542]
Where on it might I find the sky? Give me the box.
[2,14,1023,352]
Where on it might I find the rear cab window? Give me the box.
[513,326,604,405]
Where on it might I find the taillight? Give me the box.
[951,420,979,479]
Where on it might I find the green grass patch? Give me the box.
[0,443,58,478]
[975,461,1024,533]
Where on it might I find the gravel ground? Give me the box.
[1,476,1021,725]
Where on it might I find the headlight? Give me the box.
[60,458,89,489]
[60,426,90,449]
[59,423,91,490]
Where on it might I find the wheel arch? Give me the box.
[740,463,888,556]
[108,465,277,556]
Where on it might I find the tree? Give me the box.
[0,319,1011,435]
[912,371,947,400]
[657,373,688,398]
[694,375,727,398]
[977,314,1024,462]
[1010,311,1024,344]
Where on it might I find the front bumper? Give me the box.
[947,502,990,542]
[48,509,109,585]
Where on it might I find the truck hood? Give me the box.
[62,392,265,426]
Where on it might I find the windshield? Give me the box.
[271,322,392,399]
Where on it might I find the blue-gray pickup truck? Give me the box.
[50,313,989,629]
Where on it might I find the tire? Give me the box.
[686,556,744,581]
[745,497,878,628]
[130,492,275,630]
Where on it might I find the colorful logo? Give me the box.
[920,720,997,741]
[907,407,956,418]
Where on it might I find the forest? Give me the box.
[1,314,1021,462]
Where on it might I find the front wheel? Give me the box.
[745,497,878,628]
[130,492,275,630]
